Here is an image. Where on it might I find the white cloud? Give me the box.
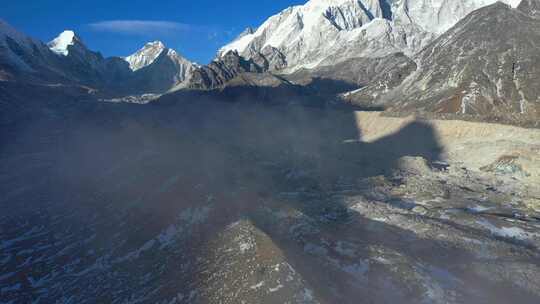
[87,20,193,36]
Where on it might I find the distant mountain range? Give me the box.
[0,23,196,95]
[219,0,521,71]
[1,0,539,126]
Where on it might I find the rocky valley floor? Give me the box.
[1,94,540,303]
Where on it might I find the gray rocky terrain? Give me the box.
[1,83,540,303]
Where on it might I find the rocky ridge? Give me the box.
[354,2,540,126]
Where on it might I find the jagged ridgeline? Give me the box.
[1,0,539,124]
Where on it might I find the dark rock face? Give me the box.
[0,30,68,84]
[101,57,132,84]
[340,54,417,107]
[163,72,325,107]
[288,52,417,99]
[380,3,540,125]
[53,34,129,88]
[187,51,264,89]
[251,46,288,71]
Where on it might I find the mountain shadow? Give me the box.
[1,84,539,303]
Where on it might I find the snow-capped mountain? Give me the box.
[48,30,78,56]
[47,30,126,87]
[123,41,196,93]
[125,41,167,71]
[391,0,522,34]
[0,23,127,86]
[219,0,522,72]
[47,30,104,66]
[124,41,195,77]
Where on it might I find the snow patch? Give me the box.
[468,205,492,213]
[477,219,532,240]
[250,281,265,290]
[269,283,284,293]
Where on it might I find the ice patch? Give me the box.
[477,219,531,240]
[468,205,492,213]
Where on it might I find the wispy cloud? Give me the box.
[85,20,239,62]
[87,20,194,36]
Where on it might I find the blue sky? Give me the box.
[2,0,306,64]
